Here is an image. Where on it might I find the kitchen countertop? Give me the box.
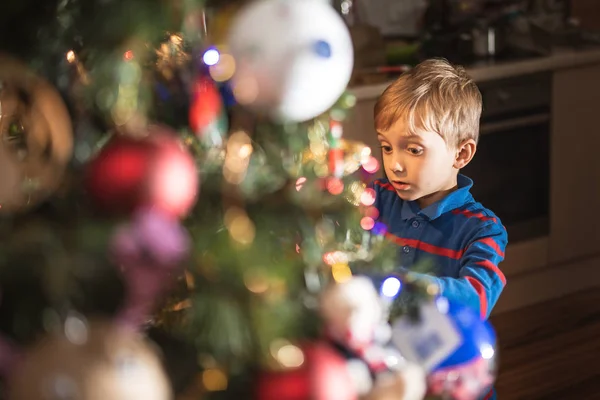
[350,46,600,101]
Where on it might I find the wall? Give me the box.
[571,0,600,31]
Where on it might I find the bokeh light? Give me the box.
[203,48,220,66]
[326,178,344,195]
[295,177,307,191]
[360,216,375,230]
[360,188,376,206]
[209,53,236,82]
[363,156,379,174]
[380,277,402,298]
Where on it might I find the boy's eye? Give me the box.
[407,147,423,155]
[380,145,392,153]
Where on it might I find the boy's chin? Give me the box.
[395,189,420,202]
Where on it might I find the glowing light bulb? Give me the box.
[480,343,495,360]
[203,48,220,66]
[381,277,401,298]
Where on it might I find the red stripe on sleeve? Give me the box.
[478,237,505,258]
[465,276,488,319]
[452,209,497,223]
[475,259,507,286]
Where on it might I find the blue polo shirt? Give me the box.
[373,174,507,319]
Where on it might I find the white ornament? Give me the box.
[227,0,354,122]
[319,276,384,350]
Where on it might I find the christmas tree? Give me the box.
[0,1,498,399]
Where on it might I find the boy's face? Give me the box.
[377,117,465,209]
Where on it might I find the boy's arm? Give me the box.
[408,224,507,320]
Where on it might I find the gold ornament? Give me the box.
[0,53,73,214]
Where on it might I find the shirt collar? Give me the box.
[400,174,474,221]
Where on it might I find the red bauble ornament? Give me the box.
[85,128,198,218]
[189,76,222,134]
[255,342,357,400]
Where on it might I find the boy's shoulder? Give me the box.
[448,198,503,228]
[447,198,507,241]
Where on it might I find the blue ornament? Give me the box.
[313,40,332,58]
[432,297,497,371]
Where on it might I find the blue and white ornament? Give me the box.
[227,0,354,122]
[391,296,497,373]
[432,297,496,371]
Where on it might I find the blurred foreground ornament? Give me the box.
[8,319,171,400]
[85,127,198,218]
[110,208,190,331]
[227,0,354,122]
[0,53,73,215]
[319,277,384,353]
[256,341,357,400]
[391,297,497,400]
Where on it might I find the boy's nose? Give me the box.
[391,160,404,173]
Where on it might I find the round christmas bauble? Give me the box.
[0,53,73,215]
[8,319,171,400]
[85,128,198,218]
[256,342,357,400]
[227,0,354,122]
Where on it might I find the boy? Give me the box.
[372,58,507,321]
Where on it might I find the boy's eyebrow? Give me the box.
[377,132,424,144]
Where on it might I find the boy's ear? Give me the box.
[453,139,477,169]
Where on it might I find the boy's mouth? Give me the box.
[391,180,411,190]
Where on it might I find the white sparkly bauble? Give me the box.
[319,276,384,349]
[8,319,172,400]
[227,0,354,122]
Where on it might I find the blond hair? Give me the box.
[374,58,482,147]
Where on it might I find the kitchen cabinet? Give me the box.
[549,63,600,263]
